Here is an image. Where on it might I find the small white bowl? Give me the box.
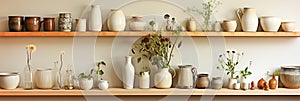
[0,72,20,89]
[260,16,282,32]
[281,22,296,32]
[222,20,237,32]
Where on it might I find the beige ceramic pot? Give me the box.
[222,20,237,32]
[260,16,282,32]
[0,72,20,89]
[35,68,54,89]
[281,22,296,32]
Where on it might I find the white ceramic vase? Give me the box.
[129,16,146,31]
[89,5,102,31]
[154,68,172,89]
[240,77,250,90]
[228,78,237,89]
[79,78,93,90]
[98,80,109,90]
[187,18,196,32]
[139,72,150,89]
[107,9,126,31]
[123,56,135,89]
[237,8,258,32]
[35,68,54,89]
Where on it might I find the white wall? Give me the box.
[0,0,300,88]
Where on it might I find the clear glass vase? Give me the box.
[23,64,33,90]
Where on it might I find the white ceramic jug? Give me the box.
[236,8,258,32]
[35,68,54,89]
[89,5,102,31]
[177,65,197,89]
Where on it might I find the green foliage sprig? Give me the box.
[240,61,252,79]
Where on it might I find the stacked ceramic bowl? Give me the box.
[0,72,20,89]
[260,16,282,32]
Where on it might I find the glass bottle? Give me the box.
[23,64,33,90]
[64,66,74,90]
[52,61,61,90]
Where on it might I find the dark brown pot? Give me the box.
[8,16,24,32]
[25,17,41,32]
[43,17,55,31]
[269,75,277,89]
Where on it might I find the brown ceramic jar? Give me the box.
[8,16,24,32]
[196,74,210,89]
[269,75,277,89]
[43,17,55,31]
[257,78,266,89]
[25,17,41,31]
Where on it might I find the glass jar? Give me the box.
[64,68,74,90]
[196,74,210,89]
[280,66,300,88]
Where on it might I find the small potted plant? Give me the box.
[78,69,94,90]
[93,61,108,90]
[240,61,252,90]
[217,51,244,89]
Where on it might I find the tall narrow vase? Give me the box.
[123,56,135,89]
[89,5,102,31]
[23,65,33,90]
[107,9,126,31]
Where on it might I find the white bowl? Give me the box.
[260,16,282,32]
[281,22,296,32]
[0,72,20,89]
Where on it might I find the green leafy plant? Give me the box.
[94,61,106,77]
[240,61,252,79]
[131,30,182,69]
[217,51,251,79]
[187,0,222,31]
[78,69,94,80]
[267,70,280,76]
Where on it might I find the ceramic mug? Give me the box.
[8,16,24,32]
[43,17,55,31]
[25,16,41,31]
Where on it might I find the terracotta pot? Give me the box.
[269,75,277,89]
[257,78,266,89]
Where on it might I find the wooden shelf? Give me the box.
[0,88,299,96]
[0,32,300,37]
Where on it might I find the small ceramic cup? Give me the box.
[281,22,296,32]
[233,83,240,90]
[222,20,237,32]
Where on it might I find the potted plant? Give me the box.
[131,30,182,88]
[187,0,222,31]
[217,51,247,89]
[78,69,94,90]
[93,61,108,90]
[240,61,252,90]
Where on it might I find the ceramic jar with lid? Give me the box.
[196,74,210,89]
[8,16,24,32]
[59,12,72,32]
[129,16,146,31]
[211,77,223,89]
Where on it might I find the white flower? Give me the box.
[26,44,36,52]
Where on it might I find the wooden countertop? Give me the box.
[0,88,299,96]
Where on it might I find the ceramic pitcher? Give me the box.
[177,65,197,89]
[236,8,258,32]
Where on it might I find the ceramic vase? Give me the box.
[139,72,150,89]
[154,68,172,89]
[35,68,54,89]
[228,78,237,89]
[187,18,196,32]
[129,16,146,31]
[123,56,135,89]
[89,5,102,31]
[211,77,223,89]
[98,80,109,90]
[234,83,240,90]
[196,74,210,89]
[240,77,250,90]
[59,12,72,32]
[107,9,126,31]
[79,78,93,90]
[237,8,258,32]
[269,75,277,89]
[8,16,24,32]
[257,78,266,89]
[214,21,222,32]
